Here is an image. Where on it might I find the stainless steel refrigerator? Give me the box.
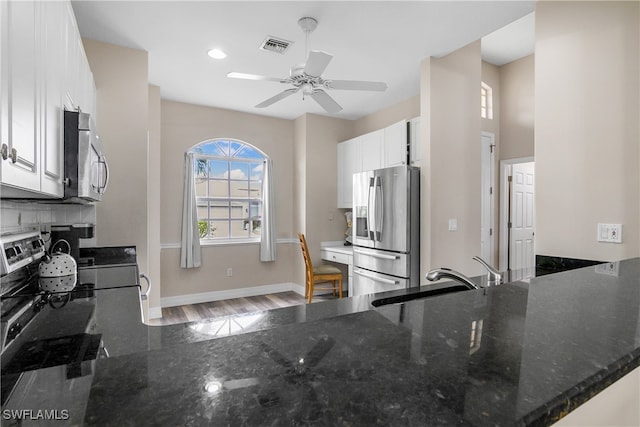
[352,165,420,296]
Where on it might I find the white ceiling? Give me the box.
[72,1,535,120]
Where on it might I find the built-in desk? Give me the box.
[320,243,353,296]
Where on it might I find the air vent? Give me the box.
[259,36,293,54]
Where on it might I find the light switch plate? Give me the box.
[597,223,622,243]
[448,218,457,232]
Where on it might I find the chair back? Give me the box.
[297,233,313,277]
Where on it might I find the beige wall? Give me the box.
[83,39,149,276]
[147,85,161,314]
[500,54,534,160]
[159,100,297,298]
[535,1,639,261]
[420,41,483,279]
[292,114,353,284]
[353,95,420,136]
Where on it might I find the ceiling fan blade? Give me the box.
[304,50,333,77]
[227,72,287,83]
[255,88,298,108]
[326,80,388,92]
[311,89,342,114]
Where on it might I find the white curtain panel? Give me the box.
[180,152,201,268]
[260,159,276,262]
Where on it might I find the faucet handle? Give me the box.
[472,256,502,285]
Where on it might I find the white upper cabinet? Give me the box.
[1,0,41,192]
[337,137,359,208]
[360,129,384,173]
[1,0,95,197]
[336,121,409,208]
[41,1,67,196]
[383,120,408,167]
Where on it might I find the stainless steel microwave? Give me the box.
[63,110,109,202]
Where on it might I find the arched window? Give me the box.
[190,139,267,241]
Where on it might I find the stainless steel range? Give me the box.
[0,231,140,406]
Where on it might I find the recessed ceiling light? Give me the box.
[207,49,227,60]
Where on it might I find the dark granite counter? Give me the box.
[1,258,639,426]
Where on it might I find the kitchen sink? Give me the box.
[370,284,471,307]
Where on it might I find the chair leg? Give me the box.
[338,277,343,299]
[307,281,313,304]
[332,281,336,296]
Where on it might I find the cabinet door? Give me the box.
[40,1,65,196]
[409,117,422,167]
[337,138,358,208]
[383,120,407,167]
[0,0,40,191]
[64,2,80,111]
[360,129,384,172]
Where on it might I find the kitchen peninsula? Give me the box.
[2,258,639,426]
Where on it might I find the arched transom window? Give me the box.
[190,139,267,241]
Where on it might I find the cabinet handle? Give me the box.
[0,145,17,163]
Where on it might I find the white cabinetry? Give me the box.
[384,120,408,167]
[360,129,384,172]
[0,0,95,198]
[1,0,40,192]
[336,120,408,208]
[337,138,358,208]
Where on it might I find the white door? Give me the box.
[480,132,495,264]
[509,162,535,272]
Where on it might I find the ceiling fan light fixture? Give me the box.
[207,49,227,60]
[301,83,314,96]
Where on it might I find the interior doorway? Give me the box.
[480,132,496,265]
[499,157,535,273]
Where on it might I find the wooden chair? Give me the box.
[297,233,343,303]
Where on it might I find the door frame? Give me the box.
[499,156,534,271]
[480,132,496,265]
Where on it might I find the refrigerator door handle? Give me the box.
[354,268,399,285]
[375,176,383,241]
[353,248,399,260]
[367,177,375,241]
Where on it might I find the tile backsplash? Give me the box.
[1,201,97,246]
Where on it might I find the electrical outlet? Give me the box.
[226,268,233,277]
[595,262,620,277]
[597,223,622,243]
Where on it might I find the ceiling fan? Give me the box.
[227,17,388,114]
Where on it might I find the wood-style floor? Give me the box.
[147,291,341,326]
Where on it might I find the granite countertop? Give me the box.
[1,257,639,426]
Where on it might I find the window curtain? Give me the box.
[180,152,201,268]
[260,159,276,262]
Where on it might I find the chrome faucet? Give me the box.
[472,256,502,286]
[425,268,479,290]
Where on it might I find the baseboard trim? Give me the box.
[160,282,306,308]
[148,306,163,319]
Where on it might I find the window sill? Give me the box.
[200,238,261,247]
